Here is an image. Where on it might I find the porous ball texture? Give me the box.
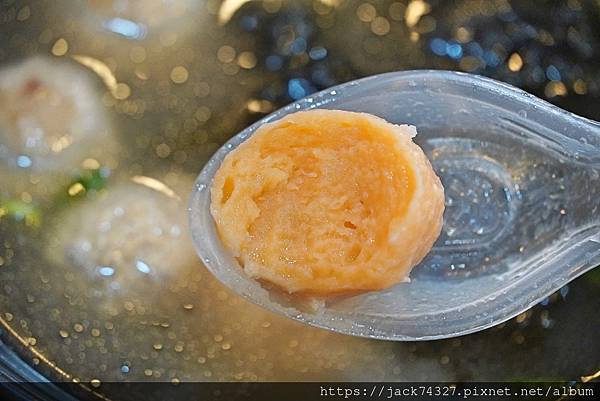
[210,109,444,294]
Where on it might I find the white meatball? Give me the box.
[47,178,196,291]
[0,56,113,173]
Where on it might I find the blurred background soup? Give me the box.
[0,0,599,399]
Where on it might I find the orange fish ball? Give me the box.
[210,109,444,295]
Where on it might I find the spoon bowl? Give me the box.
[189,70,600,341]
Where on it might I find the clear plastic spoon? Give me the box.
[189,70,600,341]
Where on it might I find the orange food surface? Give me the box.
[210,109,444,294]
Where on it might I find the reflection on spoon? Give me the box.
[189,70,600,341]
